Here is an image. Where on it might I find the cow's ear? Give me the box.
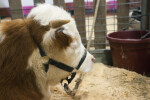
[50,20,70,28]
[54,27,73,49]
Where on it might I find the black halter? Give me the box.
[44,50,87,73]
[38,41,87,74]
[40,44,87,84]
[28,25,87,84]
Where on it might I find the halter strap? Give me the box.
[27,22,87,84]
[43,49,87,73]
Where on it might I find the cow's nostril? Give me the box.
[91,57,95,62]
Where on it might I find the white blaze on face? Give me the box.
[71,46,94,73]
[74,44,94,73]
[58,19,95,73]
[28,3,95,73]
[79,51,94,72]
[64,26,94,73]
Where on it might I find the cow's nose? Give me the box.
[91,57,95,62]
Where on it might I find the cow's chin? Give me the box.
[79,52,94,73]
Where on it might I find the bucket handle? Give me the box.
[141,31,150,40]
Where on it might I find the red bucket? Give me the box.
[107,30,150,75]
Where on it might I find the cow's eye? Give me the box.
[56,27,64,33]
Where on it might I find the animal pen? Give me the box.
[1,0,149,65]
[0,0,150,100]
[0,0,149,63]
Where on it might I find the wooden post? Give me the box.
[94,0,107,49]
[148,0,150,30]
[53,0,65,8]
[8,0,24,19]
[74,0,86,46]
[117,0,129,30]
[149,1,150,30]
[149,0,150,30]
[34,0,45,6]
[149,6,150,30]
[141,0,150,30]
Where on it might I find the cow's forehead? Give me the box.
[27,4,73,26]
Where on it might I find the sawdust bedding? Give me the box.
[50,63,150,100]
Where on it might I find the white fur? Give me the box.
[27,3,94,72]
[28,3,77,39]
[27,4,72,26]
[0,26,6,44]
[27,4,94,99]
[28,49,50,100]
[80,52,94,72]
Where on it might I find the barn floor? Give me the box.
[50,63,150,100]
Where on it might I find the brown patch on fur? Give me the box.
[50,20,70,28]
[26,19,51,45]
[0,19,50,100]
[53,28,73,50]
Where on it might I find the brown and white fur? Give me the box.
[0,4,94,100]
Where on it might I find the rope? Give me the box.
[87,0,101,50]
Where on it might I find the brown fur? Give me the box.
[26,19,51,45]
[0,18,73,100]
[0,19,49,100]
[27,18,73,50]
[54,29,73,50]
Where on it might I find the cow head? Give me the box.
[27,4,95,85]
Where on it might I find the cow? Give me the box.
[0,4,95,100]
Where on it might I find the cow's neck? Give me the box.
[0,19,44,99]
